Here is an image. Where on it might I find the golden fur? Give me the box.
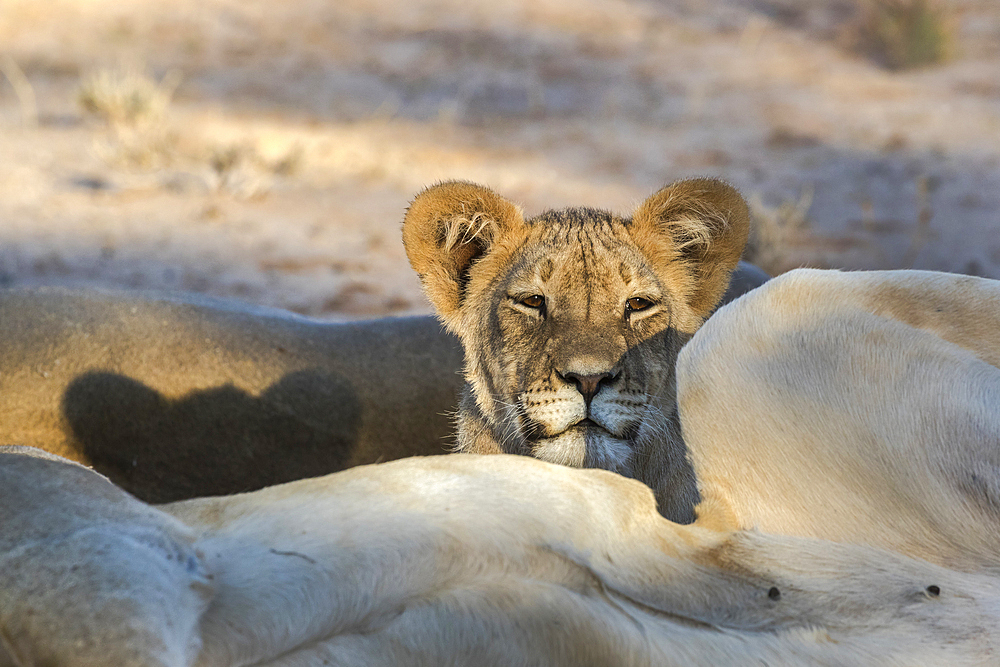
[403,178,761,521]
[0,287,463,502]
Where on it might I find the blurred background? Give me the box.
[1,0,998,320]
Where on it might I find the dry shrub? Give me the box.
[206,142,265,197]
[209,143,254,181]
[78,67,179,127]
[743,187,815,275]
[78,67,181,169]
[206,141,304,198]
[745,186,912,275]
[77,67,301,194]
[852,0,952,70]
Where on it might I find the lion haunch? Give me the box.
[404,178,761,522]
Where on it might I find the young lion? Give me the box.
[404,178,761,522]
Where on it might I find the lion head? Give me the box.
[403,178,750,521]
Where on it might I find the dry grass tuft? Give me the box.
[206,141,304,198]
[78,67,180,127]
[207,142,269,197]
[852,0,952,70]
[209,143,254,182]
[76,67,302,192]
[1,56,37,127]
[78,67,181,169]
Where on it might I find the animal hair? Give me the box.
[440,208,498,252]
[644,193,731,257]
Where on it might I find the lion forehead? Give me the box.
[501,219,662,307]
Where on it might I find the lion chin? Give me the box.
[530,424,634,473]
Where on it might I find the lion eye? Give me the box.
[625,297,653,313]
[519,294,545,309]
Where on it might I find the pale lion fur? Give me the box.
[5,269,1000,664]
[679,267,1000,572]
[4,450,1000,666]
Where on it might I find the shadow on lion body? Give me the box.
[0,287,464,502]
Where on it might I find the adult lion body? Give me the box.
[0,288,464,502]
[404,178,764,521]
[6,447,1000,665]
[679,268,1000,572]
[5,268,1000,663]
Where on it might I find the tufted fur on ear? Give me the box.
[629,178,750,328]
[403,181,526,329]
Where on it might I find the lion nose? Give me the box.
[561,370,617,405]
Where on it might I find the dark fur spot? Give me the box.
[619,262,633,283]
[540,258,555,282]
[767,587,781,601]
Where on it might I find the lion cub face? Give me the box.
[404,179,749,515]
[479,208,685,473]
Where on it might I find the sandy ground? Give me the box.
[1,0,998,319]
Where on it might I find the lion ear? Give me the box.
[630,178,750,323]
[403,181,526,325]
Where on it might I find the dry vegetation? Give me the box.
[78,67,177,127]
[854,0,953,69]
[0,0,998,318]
